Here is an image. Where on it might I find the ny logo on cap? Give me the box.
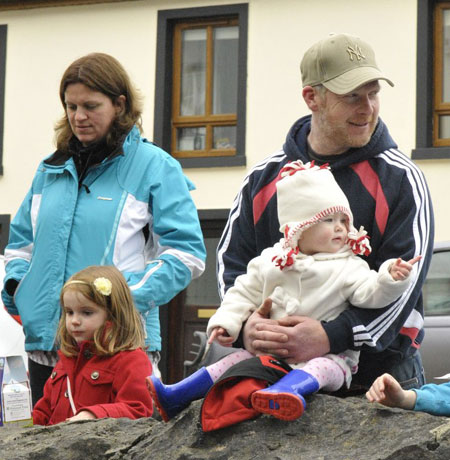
[346,44,365,62]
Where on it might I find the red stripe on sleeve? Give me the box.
[399,326,420,349]
[350,161,389,236]
[252,172,283,226]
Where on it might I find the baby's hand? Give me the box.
[389,255,421,281]
[208,327,234,347]
[66,410,96,422]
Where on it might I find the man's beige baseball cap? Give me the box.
[301,33,394,95]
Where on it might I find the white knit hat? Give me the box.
[274,161,371,269]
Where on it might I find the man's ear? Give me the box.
[302,86,321,112]
[115,95,126,115]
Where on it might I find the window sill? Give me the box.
[177,155,246,168]
[411,147,450,160]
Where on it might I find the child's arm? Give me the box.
[389,255,422,281]
[67,410,96,422]
[366,373,417,409]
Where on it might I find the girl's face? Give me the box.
[64,83,124,146]
[298,212,349,255]
[63,290,108,344]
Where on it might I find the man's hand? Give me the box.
[243,298,280,354]
[253,316,330,363]
[243,297,330,363]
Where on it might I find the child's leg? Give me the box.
[302,357,345,392]
[206,349,254,382]
[251,368,320,420]
[148,349,253,422]
[251,357,347,420]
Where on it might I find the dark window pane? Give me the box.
[439,115,450,139]
[185,237,221,306]
[212,26,238,114]
[177,127,206,151]
[213,126,236,149]
[181,28,206,116]
[443,10,450,102]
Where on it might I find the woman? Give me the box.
[1,53,206,406]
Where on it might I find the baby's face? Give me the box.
[298,212,349,255]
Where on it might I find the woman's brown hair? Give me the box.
[55,52,143,152]
[58,265,146,357]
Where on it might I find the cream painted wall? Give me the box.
[0,0,448,242]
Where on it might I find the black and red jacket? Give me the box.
[217,115,434,384]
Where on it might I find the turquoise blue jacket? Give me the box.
[414,381,450,415]
[2,127,206,351]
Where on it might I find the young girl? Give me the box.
[366,373,450,416]
[32,265,153,425]
[148,161,421,426]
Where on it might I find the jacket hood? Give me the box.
[283,114,398,170]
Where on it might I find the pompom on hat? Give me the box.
[274,161,371,269]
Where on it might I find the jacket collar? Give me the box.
[283,114,398,170]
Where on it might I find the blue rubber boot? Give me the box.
[251,369,319,421]
[146,367,213,422]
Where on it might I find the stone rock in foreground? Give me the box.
[1,394,450,460]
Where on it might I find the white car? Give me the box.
[421,242,450,384]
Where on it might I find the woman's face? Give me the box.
[64,83,123,146]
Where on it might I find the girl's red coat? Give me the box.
[33,343,153,425]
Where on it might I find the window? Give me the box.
[172,20,239,158]
[413,0,450,159]
[433,3,450,147]
[155,4,248,168]
[0,25,5,175]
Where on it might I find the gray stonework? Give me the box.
[1,394,450,460]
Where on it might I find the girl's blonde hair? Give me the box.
[55,52,143,153]
[58,265,145,357]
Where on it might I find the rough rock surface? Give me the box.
[1,394,450,460]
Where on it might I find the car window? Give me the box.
[423,250,450,316]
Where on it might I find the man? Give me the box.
[217,33,434,390]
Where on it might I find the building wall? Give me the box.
[0,0,448,241]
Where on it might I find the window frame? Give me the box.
[413,0,450,159]
[0,25,6,176]
[154,4,248,168]
[0,214,10,254]
[171,18,239,159]
[433,2,450,147]
[0,0,128,10]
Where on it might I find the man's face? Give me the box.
[314,81,380,155]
